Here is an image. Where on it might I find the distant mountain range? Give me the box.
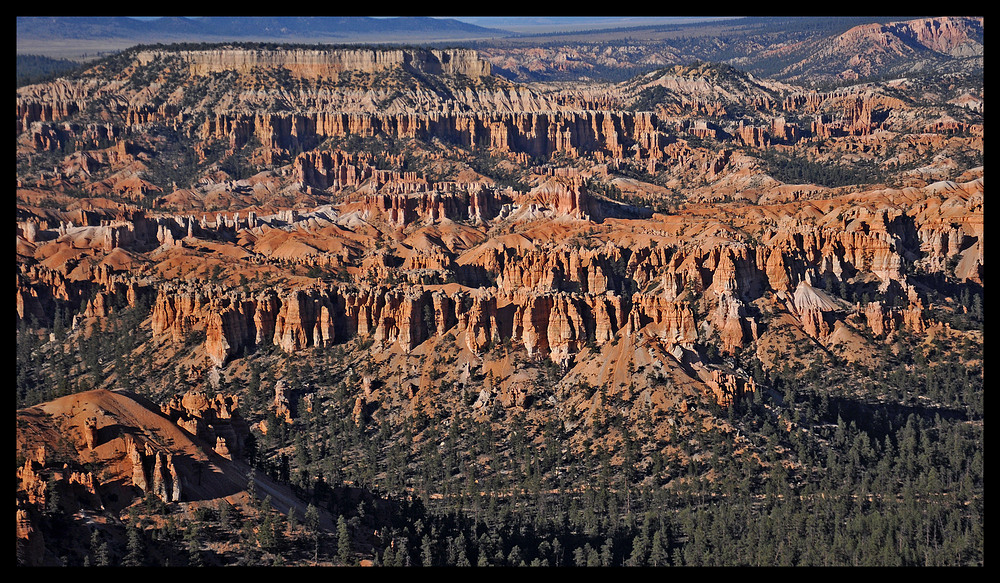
[16,16,513,44]
[447,16,734,33]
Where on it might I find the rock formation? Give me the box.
[160,389,250,459]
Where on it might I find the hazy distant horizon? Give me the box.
[125,15,738,34]
[445,16,737,32]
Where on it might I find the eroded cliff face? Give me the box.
[189,109,664,165]
[114,171,977,379]
[16,43,983,418]
[138,47,492,79]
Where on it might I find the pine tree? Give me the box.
[649,529,670,566]
[382,543,395,567]
[302,502,318,529]
[396,537,411,567]
[601,537,614,567]
[122,525,145,567]
[305,502,321,562]
[185,522,204,567]
[551,537,564,567]
[218,499,233,530]
[257,496,279,553]
[628,533,649,566]
[45,477,62,516]
[453,533,471,566]
[337,514,352,565]
[89,530,110,567]
[421,532,437,567]
[246,466,258,510]
[508,544,525,567]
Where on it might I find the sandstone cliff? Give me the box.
[138,47,492,79]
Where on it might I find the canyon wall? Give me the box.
[137,47,492,78]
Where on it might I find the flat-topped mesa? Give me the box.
[137,47,492,79]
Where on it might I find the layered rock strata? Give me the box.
[137,48,493,79]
